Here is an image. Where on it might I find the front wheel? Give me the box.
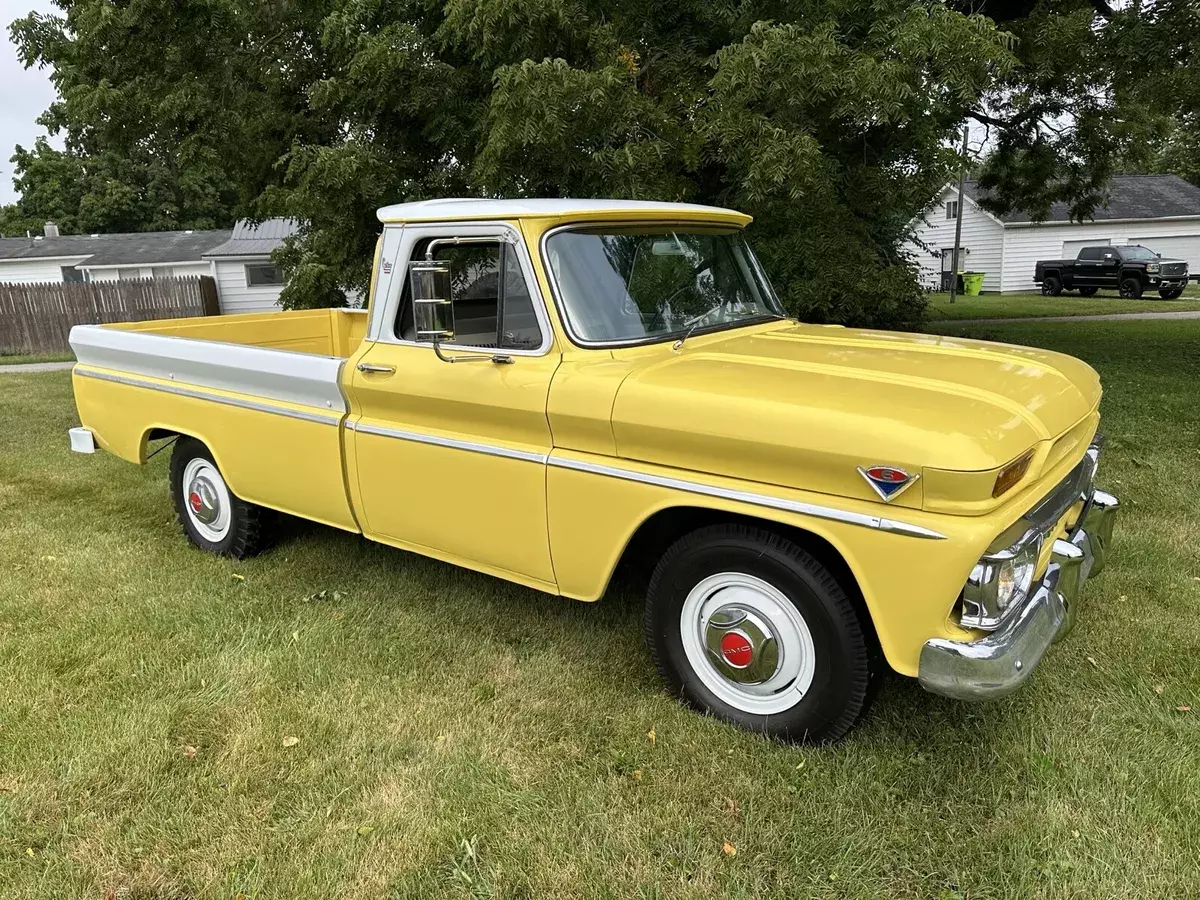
[170,437,275,558]
[644,524,877,743]
[1119,277,1144,299]
[1078,287,1098,297]
[1159,288,1184,300]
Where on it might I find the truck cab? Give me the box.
[68,198,1120,743]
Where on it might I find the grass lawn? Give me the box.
[928,290,1200,321]
[2,322,1199,898]
[0,351,75,366]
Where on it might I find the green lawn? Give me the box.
[2,323,1199,898]
[0,352,75,366]
[928,290,1200,321]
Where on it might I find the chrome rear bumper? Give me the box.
[918,489,1119,701]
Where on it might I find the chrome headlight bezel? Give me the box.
[961,532,1044,630]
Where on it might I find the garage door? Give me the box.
[1063,238,1112,259]
[1128,235,1200,270]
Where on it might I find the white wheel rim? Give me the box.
[182,458,232,542]
[680,572,817,715]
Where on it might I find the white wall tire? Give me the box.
[181,458,233,543]
[169,437,275,559]
[679,572,818,716]
[644,524,878,743]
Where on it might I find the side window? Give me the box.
[1078,247,1100,260]
[395,238,543,350]
[945,201,959,220]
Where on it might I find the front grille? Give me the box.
[1162,262,1188,277]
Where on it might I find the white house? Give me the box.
[908,174,1200,293]
[0,218,299,314]
[0,223,230,285]
[202,218,299,314]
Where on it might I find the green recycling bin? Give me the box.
[961,272,985,296]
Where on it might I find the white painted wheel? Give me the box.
[679,571,817,716]
[181,457,232,543]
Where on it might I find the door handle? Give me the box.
[356,362,395,374]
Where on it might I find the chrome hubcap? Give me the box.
[182,458,231,542]
[704,605,780,684]
[681,572,817,715]
[188,477,221,525]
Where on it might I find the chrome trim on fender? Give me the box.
[73,368,344,427]
[548,455,946,540]
[351,420,550,465]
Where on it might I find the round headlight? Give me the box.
[996,539,1040,612]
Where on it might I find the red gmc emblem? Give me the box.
[720,632,753,668]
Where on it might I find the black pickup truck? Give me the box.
[1034,244,1190,299]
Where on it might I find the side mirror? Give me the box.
[409,259,456,343]
[1103,253,1114,260]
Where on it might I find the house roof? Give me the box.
[0,228,230,266]
[203,218,300,258]
[374,198,752,226]
[963,174,1200,225]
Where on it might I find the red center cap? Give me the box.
[189,491,203,513]
[720,631,754,668]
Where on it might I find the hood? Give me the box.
[610,322,1101,510]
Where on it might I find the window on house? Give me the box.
[395,238,543,351]
[945,201,959,220]
[61,266,85,284]
[245,263,284,287]
[117,267,143,281]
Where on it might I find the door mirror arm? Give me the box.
[432,340,513,365]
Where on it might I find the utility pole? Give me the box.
[948,125,969,305]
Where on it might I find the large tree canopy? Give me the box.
[5,0,1198,326]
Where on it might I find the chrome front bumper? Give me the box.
[918,489,1119,701]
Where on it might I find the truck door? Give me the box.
[346,223,560,589]
[1074,246,1103,287]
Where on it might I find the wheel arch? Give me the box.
[600,504,879,650]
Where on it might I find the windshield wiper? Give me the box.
[672,321,701,352]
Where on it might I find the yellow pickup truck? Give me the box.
[68,199,1118,742]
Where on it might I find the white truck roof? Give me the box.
[375,197,751,224]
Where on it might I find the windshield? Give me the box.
[1119,246,1157,260]
[544,226,785,344]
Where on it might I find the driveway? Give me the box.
[0,361,74,374]
[960,309,1200,325]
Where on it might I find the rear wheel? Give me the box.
[1159,288,1184,300]
[1078,287,1098,297]
[644,524,877,744]
[1041,275,1063,296]
[1119,276,1143,299]
[170,437,275,558]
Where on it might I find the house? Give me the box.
[908,174,1200,293]
[0,218,300,314]
[0,223,230,286]
[202,218,299,314]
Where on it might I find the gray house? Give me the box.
[202,218,299,314]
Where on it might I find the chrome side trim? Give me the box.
[352,420,550,464]
[548,455,946,540]
[74,368,343,427]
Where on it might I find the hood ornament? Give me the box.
[858,465,919,502]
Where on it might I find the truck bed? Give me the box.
[68,309,370,533]
[108,308,369,358]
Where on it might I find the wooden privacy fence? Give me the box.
[0,275,219,355]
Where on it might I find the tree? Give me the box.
[961,0,1200,219]
[8,0,1197,325]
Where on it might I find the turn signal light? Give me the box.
[993,450,1033,498]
